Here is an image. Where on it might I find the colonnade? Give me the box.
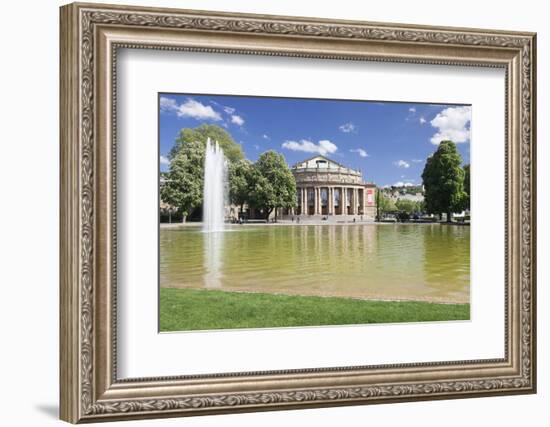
[296,186,370,216]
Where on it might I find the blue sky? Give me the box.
[159,93,471,187]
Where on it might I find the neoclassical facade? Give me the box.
[286,156,376,220]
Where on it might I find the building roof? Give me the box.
[291,155,378,186]
[292,155,360,174]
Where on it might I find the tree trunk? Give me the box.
[265,208,273,221]
[446,211,452,223]
[182,215,187,223]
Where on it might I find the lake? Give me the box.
[160,223,470,304]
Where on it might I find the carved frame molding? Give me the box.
[60,2,536,423]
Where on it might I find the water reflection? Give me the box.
[422,224,470,301]
[160,224,470,303]
[203,231,224,288]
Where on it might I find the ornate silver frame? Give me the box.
[60,2,537,423]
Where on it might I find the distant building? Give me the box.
[384,185,424,205]
[283,156,376,220]
[390,192,424,203]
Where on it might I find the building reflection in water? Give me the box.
[160,224,469,303]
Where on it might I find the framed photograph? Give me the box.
[60,2,537,423]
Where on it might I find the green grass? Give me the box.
[159,288,470,332]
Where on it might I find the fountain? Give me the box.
[202,138,227,287]
[202,138,228,232]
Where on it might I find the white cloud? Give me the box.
[430,106,471,145]
[262,134,270,140]
[409,107,416,113]
[282,139,338,156]
[231,115,245,126]
[223,106,236,115]
[160,155,170,166]
[160,96,222,121]
[392,181,415,187]
[394,160,410,168]
[350,148,369,158]
[339,122,356,133]
[160,96,178,112]
[411,158,424,163]
[419,117,427,124]
[254,144,260,150]
[178,99,222,121]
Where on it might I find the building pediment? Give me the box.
[293,155,346,170]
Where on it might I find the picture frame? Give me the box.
[59,2,536,423]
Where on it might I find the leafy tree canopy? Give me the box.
[250,151,297,219]
[162,124,244,220]
[169,124,244,163]
[376,190,397,217]
[463,164,470,210]
[161,139,204,219]
[421,140,467,221]
[228,159,254,212]
[395,198,420,214]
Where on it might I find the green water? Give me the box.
[160,224,470,304]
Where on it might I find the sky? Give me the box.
[159,93,471,187]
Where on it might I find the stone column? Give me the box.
[314,187,318,215]
[313,187,319,215]
[316,188,320,215]
[329,187,333,215]
[342,187,347,215]
[301,187,306,215]
[353,188,358,215]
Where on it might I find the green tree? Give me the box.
[463,164,470,210]
[161,140,204,221]
[228,159,254,215]
[415,200,425,213]
[375,189,397,220]
[395,199,417,214]
[170,124,244,163]
[421,140,467,222]
[162,124,244,221]
[250,151,296,220]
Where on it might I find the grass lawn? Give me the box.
[160,288,470,332]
